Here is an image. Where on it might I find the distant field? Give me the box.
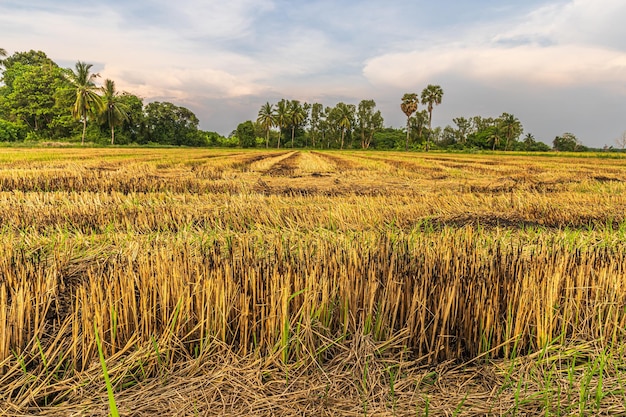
[1,148,626,416]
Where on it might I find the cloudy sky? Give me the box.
[2,0,626,147]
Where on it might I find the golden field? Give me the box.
[1,147,626,416]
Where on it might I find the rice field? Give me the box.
[1,147,626,416]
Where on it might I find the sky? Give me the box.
[1,0,626,147]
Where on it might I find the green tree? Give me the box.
[64,61,103,145]
[2,62,67,134]
[334,102,355,149]
[420,84,444,152]
[553,133,582,152]
[0,119,26,141]
[356,99,383,149]
[144,101,202,146]
[489,126,502,151]
[236,120,256,148]
[1,50,55,89]
[409,110,429,147]
[452,117,472,145]
[309,103,324,148]
[100,79,128,145]
[498,113,523,150]
[116,93,144,144]
[522,133,551,151]
[400,93,418,151]
[274,99,289,149]
[288,100,306,148]
[257,102,275,148]
[0,48,6,67]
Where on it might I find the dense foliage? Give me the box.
[0,50,223,146]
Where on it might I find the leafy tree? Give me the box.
[0,48,6,67]
[1,62,67,134]
[236,120,256,148]
[144,101,202,146]
[63,61,103,145]
[0,119,26,141]
[257,102,275,148]
[116,93,144,144]
[1,50,55,90]
[409,110,429,147]
[356,99,383,149]
[309,103,324,148]
[100,79,128,145]
[553,133,583,152]
[452,117,472,145]
[400,93,418,151]
[420,84,444,151]
[373,127,405,149]
[274,99,289,149]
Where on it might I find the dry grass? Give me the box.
[1,148,626,415]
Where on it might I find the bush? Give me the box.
[0,120,27,142]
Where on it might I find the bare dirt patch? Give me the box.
[264,152,301,177]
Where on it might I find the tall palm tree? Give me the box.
[499,113,521,151]
[0,48,6,67]
[420,85,444,152]
[490,127,502,151]
[400,93,418,151]
[100,79,128,145]
[336,103,354,150]
[288,100,305,148]
[64,61,103,145]
[257,102,275,148]
[274,99,289,149]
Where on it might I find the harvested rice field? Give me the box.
[1,147,626,416]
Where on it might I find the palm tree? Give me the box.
[490,127,502,151]
[274,99,289,149]
[400,93,418,151]
[288,100,305,148]
[257,102,275,148]
[336,103,354,150]
[64,61,103,145]
[0,48,6,67]
[100,79,128,145]
[420,85,444,152]
[499,113,522,151]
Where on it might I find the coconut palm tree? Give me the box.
[257,102,275,148]
[400,93,418,151]
[336,102,354,150]
[274,99,289,149]
[499,113,522,151]
[420,85,444,151]
[100,79,128,145]
[64,61,103,145]
[288,100,305,148]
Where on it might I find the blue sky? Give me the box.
[2,0,626,147]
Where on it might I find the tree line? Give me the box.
[0,50,222,146]
[0,48,595,151]
[243,86,552,151]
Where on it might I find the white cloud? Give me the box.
[363,45,626,89]
[363,0,626,91]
